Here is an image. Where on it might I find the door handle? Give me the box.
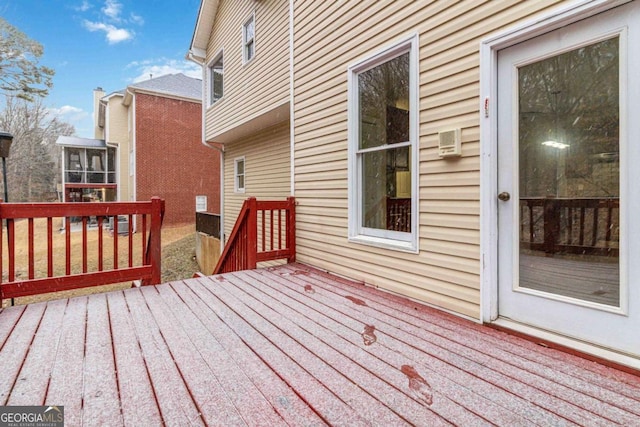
[498,192,511,201]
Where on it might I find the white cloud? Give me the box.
[102,0,122,21]
[130,12,144,25]
[78,0,141,44]
[83,20,133,44]
[48,105,90,123]
[128,59,202,83]
[75,1,91,12]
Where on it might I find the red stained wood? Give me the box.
[139,286,252,425]
[45,297,87,426]
[123,288,204,426]
[161,281,324,426]
[0,303,46,404]
[214,197,296,274]
[1,264,639,426]
[47,218,53,277]
[105,291,163,426]
[28,218,34,279]
[8,299,67,405]
[81,294,123,426]
[81,216,87,273]
[0,199,165,302]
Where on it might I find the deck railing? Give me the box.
[213,197,295,274]
[0,197,164,304]
[520,197,619,256]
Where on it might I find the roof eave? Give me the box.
[189,0,219,56]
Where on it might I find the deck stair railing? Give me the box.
[0,197,164,305]
[213,197,295,274]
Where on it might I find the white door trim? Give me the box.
[479,0,631,322]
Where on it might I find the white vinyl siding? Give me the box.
[223,123,291,239]
[204,0,289,139]
[293,0,563,320]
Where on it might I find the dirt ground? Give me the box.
[2,219,200,307]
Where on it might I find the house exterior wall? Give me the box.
[292,0,562,320]
[104,96,131,202]
[223,122,290,239]
[204,0,289,140]
[135,93,220,226]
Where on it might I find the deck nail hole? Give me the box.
[401,365,433,406]
[304,284,315,294]
[361,324,377,346]
[344,295,367,306]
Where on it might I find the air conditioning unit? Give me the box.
[109,215,130,235]
[438,128,462,157]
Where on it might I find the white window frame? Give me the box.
[208,49,224,107]
[242,13,255,64]
[347,34,419,253]
[234,157,246,193]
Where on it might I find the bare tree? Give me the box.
[0,17,54,101]
[0,97,74,201]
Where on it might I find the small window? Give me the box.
[234,157,245,193]
[348,36,418,252]
[243,15,255,63]
[208,52,224,105]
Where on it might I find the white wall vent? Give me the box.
[438,128,461,157]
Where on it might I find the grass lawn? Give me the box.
[1,218,199,307]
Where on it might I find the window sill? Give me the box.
[206,96,225,111]
[348,234,418,254]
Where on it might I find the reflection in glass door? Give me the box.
[517,37,620,307]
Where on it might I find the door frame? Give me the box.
[479,0,638,368]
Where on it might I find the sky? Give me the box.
[1,0,203,137]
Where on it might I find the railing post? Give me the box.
[148,197,163,285]
[287,196,296,263]
[543,197,559,255]
[247,197,258,270]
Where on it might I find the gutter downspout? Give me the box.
[289,0,295,196]
[187,50,226,247]
[125,88,138,233]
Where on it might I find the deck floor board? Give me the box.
[164,280,327,426]
[106,291,163,426]
[1,263,639,426]
[245,269,572,427]
[45,297,87,427]
[7,299,67,406]
[267,265,639,425]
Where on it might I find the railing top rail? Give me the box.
[0,200,158,219]
[519,196,620,201]
[255,200,294,210]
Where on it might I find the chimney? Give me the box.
[93,87,106,139]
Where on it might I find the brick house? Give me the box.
[57,73,220,226]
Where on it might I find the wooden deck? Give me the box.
[520,254,619,306]
[1,263,639,426]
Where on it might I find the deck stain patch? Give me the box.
[344,295,367,306]
[361,325,377,346]
[303,285,315,294]
[401,365,433,406]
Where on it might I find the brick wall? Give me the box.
[135,93,220,226]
